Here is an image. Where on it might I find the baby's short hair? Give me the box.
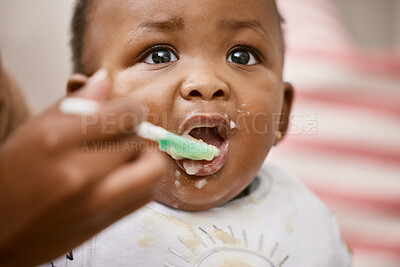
[71,0,91,74]
[70,0,284,74]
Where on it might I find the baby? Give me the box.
[49,0,351,266]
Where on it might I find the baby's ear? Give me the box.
[66,73,89,96]
[275,82,294,145]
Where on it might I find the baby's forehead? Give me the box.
[89,0,280,24]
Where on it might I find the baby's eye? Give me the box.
[227,49,257,65]
[144,49,178,64]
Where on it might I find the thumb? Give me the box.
[75,69,111,102]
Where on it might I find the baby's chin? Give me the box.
[156,196,230,211]
[153,186,239,211]
[152,156,259,211]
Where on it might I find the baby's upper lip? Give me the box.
[178,113,229,139]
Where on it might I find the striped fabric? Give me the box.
[270,1,400,266]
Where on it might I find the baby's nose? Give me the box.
[180,74,230,101]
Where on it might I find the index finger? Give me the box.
[42,68,147,144]
[41,97,147,145]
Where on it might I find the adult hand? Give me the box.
[0,53,31,144]
[0,70,167,266]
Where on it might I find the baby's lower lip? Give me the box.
[176,140,229,176]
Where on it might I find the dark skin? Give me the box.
[0,0,292,265]
[0,56,30,144]
[0,66,167,265]
[70,0,293,210]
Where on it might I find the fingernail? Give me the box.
[81,69,109,98]
[60,97,100,115]
[88,69,108,87]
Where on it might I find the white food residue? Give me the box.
[230,120,236,130]
[183,161,203,175]
[195,179,207,189]
[166,149,183,160]
[175,180,181,188]
[237,103,251,118]
[184,135,208,146]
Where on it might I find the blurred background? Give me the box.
[0,0,399,266]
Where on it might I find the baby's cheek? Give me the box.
[252,112,274,137]
[240,102,275,139]
[235,107,275,166]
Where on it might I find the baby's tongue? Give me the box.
[189,127,223,148]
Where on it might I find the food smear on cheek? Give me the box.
[235,103,252,131]
[230,120,237,130]
[237,103,251,118]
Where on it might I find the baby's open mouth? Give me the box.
[188,126,224,148]
[175,115,230,176]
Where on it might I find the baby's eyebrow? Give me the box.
[129,17,271,46]
[138,17,185,32]
[218,18,272,44]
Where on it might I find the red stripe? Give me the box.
[343,231,400,256]
[283,137,400,166]
[287,50,400,76]
[296,89,400,119]
[301,180,400,215]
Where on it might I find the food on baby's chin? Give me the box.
[195,179,207,189]
[174,180,181,188]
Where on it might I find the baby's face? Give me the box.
[80,0,292,210]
